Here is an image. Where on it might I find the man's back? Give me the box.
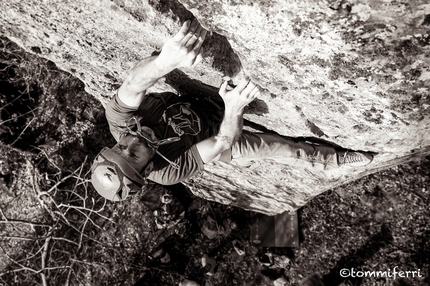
[105,92,217,185]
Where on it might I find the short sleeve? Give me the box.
[147,145,205,185]
[105,94,138,142]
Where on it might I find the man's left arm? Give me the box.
[118,19,207,107]
[196,79,261,163]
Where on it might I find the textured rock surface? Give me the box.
[1,0,429,214]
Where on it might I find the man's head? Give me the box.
[91,120,181,201]
[90,127,158,201]
[112,128,158,170]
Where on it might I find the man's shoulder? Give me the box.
[146,91,179,103]
[147,145,204,185]
[106,91,180,116]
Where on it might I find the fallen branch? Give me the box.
[0,236,77,247]
[0,236,35,241]
[0,220,52,229]
[0,245,38,274]
[0,266,72,277]
[31,170,71,226]
[0,243,72,278]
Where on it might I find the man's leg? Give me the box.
[226,131,339,170]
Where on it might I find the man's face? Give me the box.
[111,129,157,171]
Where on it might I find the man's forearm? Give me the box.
[215,112,243,149]
[118,55,176,107]
[196,110,243,163]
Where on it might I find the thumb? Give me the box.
[219,80,228,97]
[191,48,204,68]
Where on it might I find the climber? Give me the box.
[90,19,373,201]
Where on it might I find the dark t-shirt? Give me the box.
[105,92,216,185]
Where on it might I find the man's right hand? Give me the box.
[156,19,207,70]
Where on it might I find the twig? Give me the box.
[58,203,114,225]
[0,241,72,279]
[51,237,79,247]
[55,219,104,245]
[73,156,87,191]
[31,171,71,226]
[57,197,107,229]
[45,174,75,194]
[0,206,8,220]
[33,146,62,174]
[69,258,109,274]
[64,262,75,286]
[11,117,36,146]
[63,181,86,201]
[0,236,76,246]
[0,107,39,125]
[0,93,24,111]
[40,236,52,286]
[77,213,90,252]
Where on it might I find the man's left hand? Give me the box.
[219,78,261,116]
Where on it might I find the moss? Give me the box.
[395,39,422,57]
[337,103,349,114]
[328,53,371,81]
[417,33,430,46]
[403,69,422,81]
[310,80,325,88]
[291,17,312,37]
[362,107,384,125]
[278,55,296,73]
[352,123,371,133]
[30,46,42,54]
[311,56,330,68]
[408,112,425,122]
[421,14,430,26]
[305,119,325,137]
[321,92,331,100]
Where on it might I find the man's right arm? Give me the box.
[118,19,207,107]
[196,79,261,163]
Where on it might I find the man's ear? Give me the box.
[144,161,154,177]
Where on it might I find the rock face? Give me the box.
[1,0,429,214]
